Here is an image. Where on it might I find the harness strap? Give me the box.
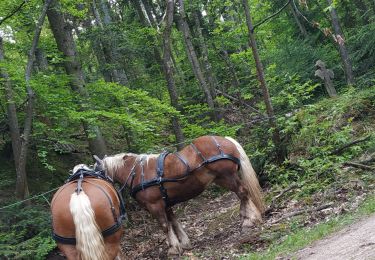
[84,180,118,223]
[211,136,223,154]
[52,233,76,245]
[156,152,171,207]
[174,152,191,173]
[140,157,146,190]
[130,137,242,207]
[53,218,123,245]
[190,143,206,161]
[53,173,126,245]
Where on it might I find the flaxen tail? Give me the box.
[225,137,265,214]
[69,191,108,260]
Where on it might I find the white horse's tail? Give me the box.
[69,191,108,260]
[225,137,265,214]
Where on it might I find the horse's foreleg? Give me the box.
[166,208,192,250]
[147,203,183,255]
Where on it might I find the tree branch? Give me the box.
[330,135,371,155]
[271,203,334,224]
[0,0,28,26]
[265,183,299,215]
[252,0,292,32]
[214,88,264,115]
[344,162,375,171]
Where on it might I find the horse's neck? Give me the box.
[114,156,138,184]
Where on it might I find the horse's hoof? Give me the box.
[242,218,255,231]
[168,246,183,256]
[181,241,192,250]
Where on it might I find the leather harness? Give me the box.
[130,136,241,207]
[52,168,126,245]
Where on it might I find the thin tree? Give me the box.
[130,0,185,149]
[47,0,107,157]
[0,0,52,199]
[162,0,185,150]
[177,0,219,121]
[92,0,129,85]
[192,10,220,98]
[242,0,287,163]
[326,0,355,85]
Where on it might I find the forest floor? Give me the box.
[45,167,375,260]
[115,171,374,259]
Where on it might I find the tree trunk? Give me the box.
[1,0,52,198]
[131,0,185,149]
[92,0,129,86]
[16,0,53,198]
[47,0,107,158]
[327,0,355,85]
[221,48,241,90]
[162,0,185,150]
[177,0,218,121]
[33,48,48,72]
[193,10,219,99]
[290,2,308,38]
[242,0,287,164]
[0,37,28,198]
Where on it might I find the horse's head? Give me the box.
[93,155,105,172]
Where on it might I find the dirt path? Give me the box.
[293,214,375,260]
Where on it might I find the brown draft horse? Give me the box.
[95,135,264,255]
[50,164,125,260]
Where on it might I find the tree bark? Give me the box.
[221,48,241,90]
[0,37,27,198]
[0,0,52,198]
[327,0,355,85]
[33,48,48,72]
[193,10,219,99]
[289,2,308,38]
[177,0,218,121]
[47,0,107,158]
[242,0,287,164]
[131,0,185,149]
[92,0,129,85]
[162,0,185,150]
[15,0,53,198]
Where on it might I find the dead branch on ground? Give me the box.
[265,183,299,215]
[270,202,334,224]
[344,162,375,171]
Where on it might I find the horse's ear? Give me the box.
[93,155,103,165]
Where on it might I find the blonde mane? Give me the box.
[103,153,158,180]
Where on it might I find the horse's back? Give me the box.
[192,135,239,153]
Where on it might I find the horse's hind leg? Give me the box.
[166,208,192,249]
[147,202,183,255]
[104,230,123,259]
[214,173,261,232]
[58,244,79,260]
